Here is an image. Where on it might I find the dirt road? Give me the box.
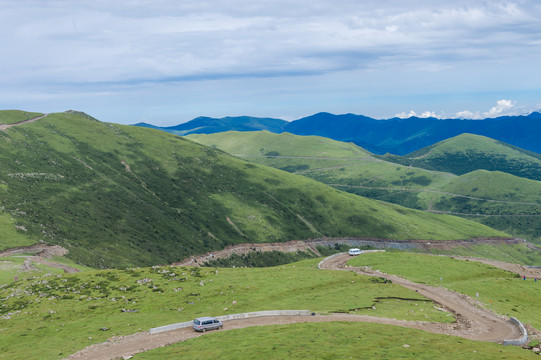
[319,253,520,342]
[0,114,48,131]
[65,253,525,360]
[0,244,79,274]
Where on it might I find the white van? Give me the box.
[349,248,362,256]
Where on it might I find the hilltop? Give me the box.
[0,111,508,268]
[382,133,541,181]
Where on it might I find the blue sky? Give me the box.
[1,0,541,126]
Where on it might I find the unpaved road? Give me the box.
[65,253,524,360]
[319,253,520,342]
[0,244,79,274]
[0,113,48,131]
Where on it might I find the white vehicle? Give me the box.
[348,248,362,256]
[193,317,223,332]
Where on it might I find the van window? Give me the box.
[203,320,212,325]
[194,319,200,325]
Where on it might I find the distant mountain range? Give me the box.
[135,112,541,155]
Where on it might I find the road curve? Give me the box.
[64,253,524,360]
[319,253,519,342]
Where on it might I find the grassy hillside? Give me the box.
[188,131,541,243]
[0,259,451,359]
[386,133,541,181]
[0,110,43,125]
[0,111,507,268]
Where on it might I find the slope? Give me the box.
[188,131,540,243]
[0,111,508,268]
[383,133,541,181]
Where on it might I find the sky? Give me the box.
[1,0,541,126]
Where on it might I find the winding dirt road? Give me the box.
[65,253,524,360]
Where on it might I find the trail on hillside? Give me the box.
[0,244,79,274]
[0,113,48,131]
[65,253,528,360]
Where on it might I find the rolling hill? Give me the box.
[0,111,508,268]
[382,133,541,181]
[188,131,541,243]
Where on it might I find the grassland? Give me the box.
[348,252,541,329]
[0,111,506,268]
[188,131,541,244]
[0,110,42,125]
[387,133,541,181]
[0,259,452,359]
[133,322,538,360]
[411,243,541,266]
[0,213,38,250]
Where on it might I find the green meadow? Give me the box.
[0,259,452,359]
[348,252,541,329]
[0,110,42,125]
[188,131,541,244]
[133,322,538,360]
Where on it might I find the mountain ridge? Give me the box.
[136,111,541,155]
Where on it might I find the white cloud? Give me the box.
[485,99,515,117]
[395,110,440,118]
[455,99,519,119]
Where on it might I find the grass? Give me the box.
[188,130,541,244]
[348,252,541,329]
[0,259,453,359]
[133,321,538,360]
[0,111,507,268]
[0,256,66,284]
[398,134,541,181]
[416,243,541,266]
[0,213,40,250]
[0,110,42,125]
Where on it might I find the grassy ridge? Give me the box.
[391,133,541,181]
[0,111,506,268]
[188,131,541,243]
[133,322,537,360]
[348,252,541,329]
[0,110,42,125]
[0,259,451,359]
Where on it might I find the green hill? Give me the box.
[188,131,541,243]
[385,133,541,181]
[0,110,43,125]
[0,111,507,268]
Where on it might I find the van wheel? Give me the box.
[202,328,206,332]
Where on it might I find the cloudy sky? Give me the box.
[1,0,541,125]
